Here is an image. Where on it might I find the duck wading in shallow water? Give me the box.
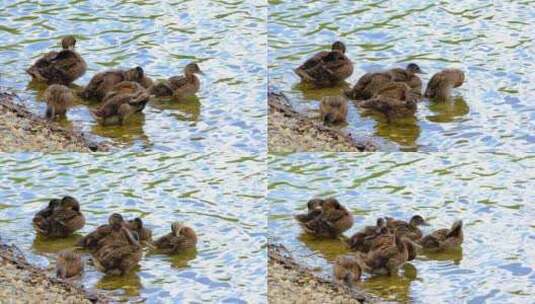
[80,66,151,102]
[295,41,353,88]
[385,215,428,241]
[91,85,150,125]
[32,196,85,238]
[150,63,204,100]
[92,226,143,275]
[27,36,87,85]
[419,220,463,252]
[425,68,465,101]
[152,222,198,255]
[44,84,75,120]
[77,213,126,252]
[319,96,348,125]
[356,81,418,122]
[296,197,353,238]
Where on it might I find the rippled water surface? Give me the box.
[0,153,266,303]
[268,153,535,303]
[0,0,266,152]
[269,0,535,151]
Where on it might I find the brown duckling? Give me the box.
[301,198,354,238]
[347,218,387,252]
[27,36,87,85]
[150,63,203,99]
[77,213,125,251]
[102,81,149,113]
[125,217,153,245]
[295,41,353,88]
[345,72,393,100]
[385,215,428,241]
[91,89,150,125]
[420,220,463,252]
[295,198,324,224]
[33,196,85,238]
[92,227,142,275]
[424,69,465,101]
[357,95,417,122]
[44,84,75,119]
[319,96,348,125]
[56,250,84,279]
[386,63,425,96]
[333,255,361,286]
[355,232,418,276]
[152,222,198,255]
[80,66,147,101]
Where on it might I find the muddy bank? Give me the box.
[268,92,376,152]
[0,239,108,303]
[0,91,109,152]
[268,243,389,304]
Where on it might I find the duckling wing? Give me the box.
[295,209,322,223]
[168,76,188,89]
[153,233,175,250]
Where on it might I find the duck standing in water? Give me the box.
[295,41,353,88]
[27,36,87,85]
[346,218,387,253]
[333,255,362,286]
[420,220,463,252]
[319,96,348,125]
[385,215,428,241]
[425,68,465,101]
[91,87,150,125]
[77,213,126,251]
[43,84,75,120]
[33,196,85,238]
[125,217,153,245]
[298,197,353,238]
[92,227,143,275]
[150,63,203,100]
[295,198,324,224]
[152,222,198,254]
[56,249,84,279]
[80,66,150,101]
[357,82,418,122]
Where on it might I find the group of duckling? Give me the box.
[26,36,203,125]
[295,41,465,123]
[295,197,464,286]
[32,196,197,279]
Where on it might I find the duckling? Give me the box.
[77,213,125,251]
[385,215,428,241]
[357,95,417,122]
[150,63,203,99]
[345,72,393,100]
[92,227,142,275]
[80,66,147,101]
[319,96,348,125]
[295,41,353,88]
[333,255,361,286]
[347,218,387,252]
[125,217,153,244]
[295,198,324,224]
[56,250,84,279]
[355,232,417,276]
[44,84,74,119]
[152,222,198,255]
[26,36,87,85]
[103,81,149,112]
[33,196,85,238]
[420,220,463,252]
[424,69,465,101]
[301,198,354,238]
[91,89,150,125]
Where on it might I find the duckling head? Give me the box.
[409,215,428,227]
[108,213,124,227]
[406,63,425,75]
[184,63,204,76]
[322,197,342,211]
[60,196,80,212]
[331,41,346,54]
[61,36,77,50]
[171,222,184,237]
[180,226,197,242]
[306,198,324,211]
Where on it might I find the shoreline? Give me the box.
[0,91,109,152]
[0,239,109,303]
[268,91,376,153]
[268,243,390,304]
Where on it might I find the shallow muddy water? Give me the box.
[268,153,535,303]
[0,152,266,303]
[0,0,266,152]
[269,0,535,152]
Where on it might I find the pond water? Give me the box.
[268,153,535,303]
[268,0,535,152]
[0,152,266,303]
[0,0,267,152]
